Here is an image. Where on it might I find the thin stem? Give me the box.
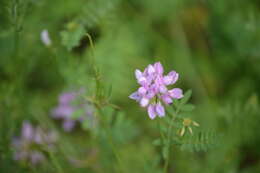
[85,33,101,99]
[85,33,95,61]
[163,113,176,173]
[85,32,98,75]
[98,109,124,173]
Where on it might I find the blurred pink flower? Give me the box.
[51,89,96,131]
[12,121,58,165]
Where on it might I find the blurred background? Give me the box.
[1,0,260,172]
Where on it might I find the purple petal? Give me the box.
[146,89,156,99]
[140,97,149,107]
[163,71,179,85]
[155,102,165,117]
[63,120,76,132]
[148,104,156,119]
[59,92,75,104]
[159,85,168,94]
[169,88,183,99]
[138,87,147,95]
[22,121,34,140]
[135,69,148,85]
[154,62,164,74]
[163,76,172,85]
[147,64,155,75]
[138,77,147,85]
[155,76,164,86]
[51,105,74,119]
[145,74,154,85]
[129,92,141,101]
[161,94,173,104]
[135,69,143,80]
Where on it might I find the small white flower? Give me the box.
[40,29,52,46]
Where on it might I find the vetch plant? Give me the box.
[130,62,201,172]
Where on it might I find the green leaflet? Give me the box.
[180,90,192,106]
[60,25,86,51]
[180,131,219,152]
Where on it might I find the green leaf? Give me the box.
[162,145,169,160]
[60,25,86,51]
[180,104,195,112]
[180,90,192,105]
[180,131,218,152]
[173,99,180,108]
[152,139,162,146]
[106,84,113,99]
[161,125,168,133]
[111,112,138,144]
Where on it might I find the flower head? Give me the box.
[129,62,183,119]
[179,118,200,136]
[51,89,96,131]
[12,121,58,165]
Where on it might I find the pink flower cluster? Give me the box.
[129,62,183,119]
[51,90,96,132]
[12,121,58,165]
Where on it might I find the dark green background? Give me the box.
[1,0,260,172]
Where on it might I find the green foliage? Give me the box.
[173,90,194,113]
[111,112,138,144]
[180,90,192,106]
[179,131,218,152]
[180,104,195,112]
[1,0,260,172]
[61,24,86,51]
[78,0,121,28]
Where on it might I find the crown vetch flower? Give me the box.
[129,62,183,119]
[51,89,96,131]
[12,121,58,165]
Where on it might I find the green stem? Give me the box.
[163,113,175,173]
[98,109,124,173]
[157,120,166,141]
[85,33,101,99]
[85,33,95,61]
